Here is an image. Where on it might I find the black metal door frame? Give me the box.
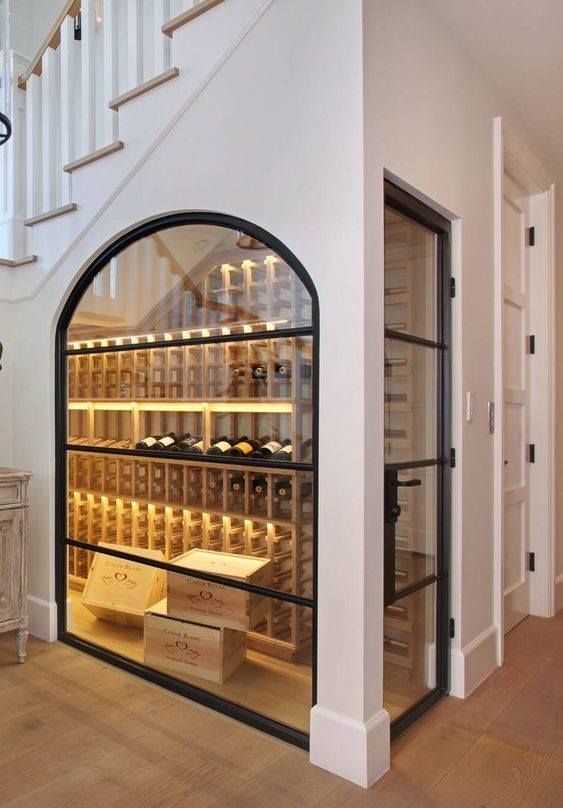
[384,180,452,737]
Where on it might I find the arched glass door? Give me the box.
[56,214,318,747]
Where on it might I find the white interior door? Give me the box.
[502,174,531,634]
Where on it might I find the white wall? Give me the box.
[364,0,563,698]
[6,0,387,789]
[9,0,68,58]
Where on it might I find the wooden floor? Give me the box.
[0,611,561,806]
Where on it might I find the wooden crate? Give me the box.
[81,543,166,628]
[144,599,245,684]
[167,548,272,631]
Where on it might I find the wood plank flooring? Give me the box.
[0,611,561,806]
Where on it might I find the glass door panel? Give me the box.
[383,181,450,730]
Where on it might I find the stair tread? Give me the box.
[24,203,78,227]
[0,255,38,267]
[64,141,125,173]
[162,0,226,37]
[109,68,180,111]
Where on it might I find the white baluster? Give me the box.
[60,15,76,203]
[153,0,170,74]
[41,47,60,212]
[25,73,42,218]
[127,0,143,89]
[102,0,118,143]
[81,0,96,156]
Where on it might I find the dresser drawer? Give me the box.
[0,482,22,507]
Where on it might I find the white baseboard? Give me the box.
[450,624,497,698]
[555,574,563,613]
[28,595,57,642]
[309,705,390,788]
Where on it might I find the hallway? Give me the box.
[0,613,561,806]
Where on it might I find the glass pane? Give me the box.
[66,546,312,732]
[384,583,436,722]
[66,336,313,462]
[66,451,314,600]
[67,225,312,346]
[385,206,437,341]
[395,466,437,593]
[384,338,437,462]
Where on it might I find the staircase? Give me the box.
[0,0,271,300]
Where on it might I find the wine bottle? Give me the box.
[227,437,261,457]
[252,476,268,496]
[275,481,313,499]
[275,363,291,379]
[208,474,223,491]
[155,432,177,450]
[206,435,233,455]
[251,437,289,459]
[272,443,292,462]
[174,434,202,453]
[251,363,268,380]
[135,434,162,450]
[230,475,245,492]
[183,438,204,454]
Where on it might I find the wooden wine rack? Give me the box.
[66,450,314,661]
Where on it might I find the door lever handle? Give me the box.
[395,479,422,487]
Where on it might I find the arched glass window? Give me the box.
[57,215,317,744]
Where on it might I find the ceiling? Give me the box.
[427,0,563,171]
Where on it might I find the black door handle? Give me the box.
[396,478,422,487]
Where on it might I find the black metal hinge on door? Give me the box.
[450,448,456,468]
[450,277,456,298]
[527,226,535,246]
[528,444,536,463]
[529,552,536,572]
[449,618,455,639]
[528,335,536,355]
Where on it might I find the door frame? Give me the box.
[383,179,452,735]
[493,117,556,662]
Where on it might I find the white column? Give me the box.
[60,15,76,203]
[80,0,96,156]
[25,73,42,218]
[102,0,119,143]
[153,0,171,74]
[41,47,60,212]
[127,0,143,89]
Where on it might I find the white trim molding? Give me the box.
[28,594,57,642]
[310,706,390,788]
[450,625,498,698]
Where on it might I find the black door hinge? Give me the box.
[74,12,82,40]
[527,226,535,246]
[529,552,536,572]
[449,618,455,639]
[528,335,535,355]
[450,448,456,468]
[450,277,456,298]
[528,444,536,464]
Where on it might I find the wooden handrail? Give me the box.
[17,0,81,89]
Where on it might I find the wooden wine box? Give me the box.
[144,599,245,684]
[167,549,273,631]
[81,543,166,628]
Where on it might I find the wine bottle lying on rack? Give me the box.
[183,437,205,454]
[252,476,268,495]
[230,475,245,492]
[275,480,313,499]
[172,434,202,453]
[154,432,177,450]
[271,443,292,462]
[227,435,270,457]
[135,434,163,450]
[206,436,234,455]
[251,438,291,459]
[251,364,268,380]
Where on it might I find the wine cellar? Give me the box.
[57,216,317,744]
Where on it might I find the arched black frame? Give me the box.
[55,211,319,750]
